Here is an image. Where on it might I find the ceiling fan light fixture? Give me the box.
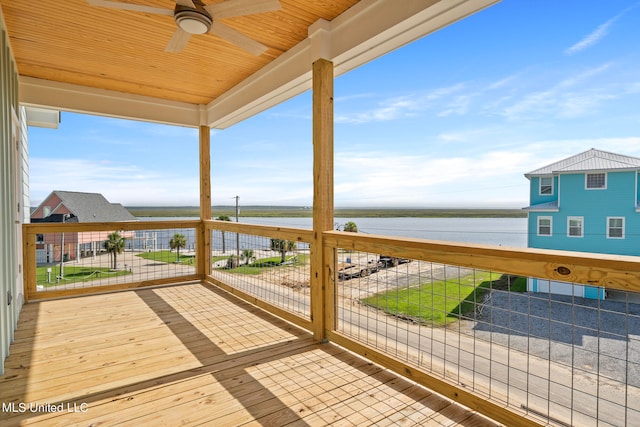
[175,9,212,34]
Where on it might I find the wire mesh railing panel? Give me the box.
[34,227,197,293]
[333,248,640,427]
[209,229,311,320]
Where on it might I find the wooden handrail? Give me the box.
[204,219,313,242]
[322,230,640,292]
[23,220,200,234]
[25,219,640,294]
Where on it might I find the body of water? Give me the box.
[138,216,528,248]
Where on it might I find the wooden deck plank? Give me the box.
[0,283,500,426]
[11,339,318,426]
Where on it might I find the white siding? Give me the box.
[1,11,24,376]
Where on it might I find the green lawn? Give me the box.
[362,272,520,326]
[136,251,233,265]
[136,250,195,264]
[135,250,308,275]
[219,254,308,274]
[36,265,131,287]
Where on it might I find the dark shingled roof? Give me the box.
[39,190,136,222]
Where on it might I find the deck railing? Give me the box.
[204,219,314,329]
[22,220,202,300]
[22,219,640,426]
[321,231,640,427]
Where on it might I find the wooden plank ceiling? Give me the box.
[0,0,359,105]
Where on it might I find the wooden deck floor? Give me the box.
[1,282,500,426]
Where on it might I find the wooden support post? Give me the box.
[22,226,36,302]
[311,58,334,341]
[198,125,212,277]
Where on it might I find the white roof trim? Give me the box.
[19,77,202,127]
[207,0,500,129]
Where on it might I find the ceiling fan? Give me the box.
[87,0,281,54]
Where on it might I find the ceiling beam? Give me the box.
[19,77,202,127]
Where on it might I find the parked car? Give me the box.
[379,255,411,267]
[338,256,411,281]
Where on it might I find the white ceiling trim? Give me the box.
[19,77,202,127]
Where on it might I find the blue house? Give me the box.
[524,148,640,299]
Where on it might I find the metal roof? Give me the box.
[522,201,559,212]
[525,148,640,178]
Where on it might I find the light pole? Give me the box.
[59,213,70,279]
[235,195,240,262]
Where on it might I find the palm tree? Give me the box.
[216,215,231,253]
[241,249,254,265]
[344,221,358,233]
[169,233,187,262]
[270,238,296,264]
[103,232,125,270]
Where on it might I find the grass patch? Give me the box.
[510,276,527,292]
[362,272,523,326]
[219,254,308,274]
[136,250,195,264]
[137,251,233,265]
[36,265,131,287]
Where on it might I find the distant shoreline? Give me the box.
[127,206,526,218]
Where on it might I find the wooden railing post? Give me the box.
[311,58,334,341]
[198,125,212,277]
[22,225,36,302]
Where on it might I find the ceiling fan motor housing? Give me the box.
[174,2,212,35]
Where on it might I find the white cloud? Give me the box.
[487,74,519,90]
[335,95,417,123]
[500,64,616,120]
[565,4,638,55]
[557,91,616,118]
[333,149,533,207]
[330,137,640,207]
[437,94,476,117]
[557,63,612,88]
[565,19,615,55]
[335,83,466,124]
[29,158,199,206]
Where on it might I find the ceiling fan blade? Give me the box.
[87,0,173,16]
[204,0,281,20]
[165,28,192,53]
[210,22,268,55]
[175,0,196,7]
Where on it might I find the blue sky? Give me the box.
[28,0,640,208]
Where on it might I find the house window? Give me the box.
[539,177,553,195]
[568,217,583,237]
[586,173,606,189]
[537,217,552,236]
[607,217,625,239]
